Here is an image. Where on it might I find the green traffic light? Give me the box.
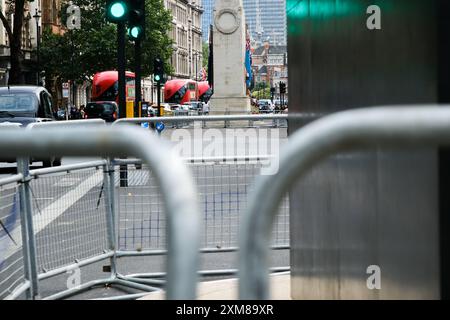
[110,2,126,18]
[154,75,161,82]
[129,26,142,39]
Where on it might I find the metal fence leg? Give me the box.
[119,163,128,187]
[272,118,279,128]
[104,161,117,278]
[17,157,39,299]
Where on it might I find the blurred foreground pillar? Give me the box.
[288,0,450,299]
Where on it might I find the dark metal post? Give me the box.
[33,9,41,86]
[118,22,127,119]
[134,39,142,117]
[71,31,76,113]
[194,53,198,81]
[157,82,161,117]
[117,22,128,187]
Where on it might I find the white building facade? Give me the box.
[165,0,203,80]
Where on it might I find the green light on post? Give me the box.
[154,74,161,82]
[128,26,142,40]
[111,3,126,18]
[106,1,129,22]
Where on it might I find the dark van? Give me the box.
[0,86,56,126]
[85,101,118,122]
[0,86,61,166]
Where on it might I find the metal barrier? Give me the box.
[27,119,106,130]
[0,125,200,300]
[239,106,450,299]
[115,114,288,129]
[0,174,28,299]
[1,114,289,300]
[112,156,289,282]
[1,155,289,300]
[116,156,288,250]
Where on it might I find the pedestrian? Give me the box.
[80,105,85,119]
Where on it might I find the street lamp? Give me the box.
[193,52,198,81]
[196,53,199,81]
[33,8,41,86]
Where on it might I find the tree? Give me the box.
[252,86,271,100]
[0,0,27,84]
[40,0,173,86]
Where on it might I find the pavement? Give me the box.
[139,272,292,300]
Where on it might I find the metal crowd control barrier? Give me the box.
[0,125,200,300]
[239,106,450,299]
[27,119,106,129]
[110,156,290,285]
[114,114,288,128]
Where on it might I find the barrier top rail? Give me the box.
[27,119,106,130]
[29,160,107,177]
[0,174,24,186]
[112,155,275,165]
[113,114,288,125]
[239,106,450,299]
[0,125,201,300]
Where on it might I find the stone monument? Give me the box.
[210,0,251,114]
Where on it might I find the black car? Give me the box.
[0,86,56,126]
[0,86,61,166]
[85,101,118,122]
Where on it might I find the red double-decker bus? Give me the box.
[91,71,136,104]
[164,79,199,104]
[198,81,213,103]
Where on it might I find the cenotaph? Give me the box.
[209,0,251,114]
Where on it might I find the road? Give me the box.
[0,126,289,299]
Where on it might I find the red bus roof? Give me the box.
[164,79,198,104]
[164,79,190,100]
[93,71,135,83]
[198,81,210,96]
[92,71,135,99]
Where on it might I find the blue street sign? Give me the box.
[141,122,149,129]
[156,122,165,133]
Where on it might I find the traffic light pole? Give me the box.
[157,82,161,117]
[118,21,127,119]
[134,38,142,117]
[117,21,128,187]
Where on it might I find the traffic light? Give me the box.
[128,0,145,40]
[153,58,164,83]
[279,82,286,94]
[106,0,129,23]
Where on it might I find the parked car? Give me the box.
[182,101,208,115]
[0,86,56,125]
[178,104,190,111]
[84,101,118,122]
[184,101,204,111]
[0,85,61,166]
[258,99,274,113]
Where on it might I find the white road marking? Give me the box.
[0,171,103,263]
